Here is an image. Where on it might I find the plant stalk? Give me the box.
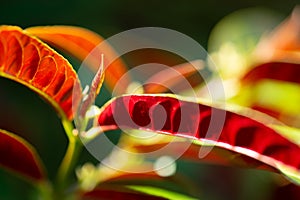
[55,118,82,197]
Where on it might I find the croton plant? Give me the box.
[1,7,300,200]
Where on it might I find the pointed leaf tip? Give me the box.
[79,53,105,119]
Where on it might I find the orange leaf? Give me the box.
[25,26,130,93]
[0,26,82,120]
[144,60,205,93]
[254,6,300,63]
[0,129,45,181]
[262,6,300,52]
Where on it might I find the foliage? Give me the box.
[0,6,300,200]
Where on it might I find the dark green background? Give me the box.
[0,0,298,199]
[1,0,298,47]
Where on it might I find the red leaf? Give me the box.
[242,7,300,86]
[25,26,130,93]
[0,129,45,181]
[242,62,300,85]
[237,7,300,126]
[0,26,82,120]
[98,95,300,177]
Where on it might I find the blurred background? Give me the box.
[0,0,299,199]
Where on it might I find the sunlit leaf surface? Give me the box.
[0,26,82,120]
[98,94,300,184]
[25,26,129,93]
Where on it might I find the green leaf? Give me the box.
[80,184,169,200]
[127,185,198,200]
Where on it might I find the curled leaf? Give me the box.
[0,129,45,181]
[25,26,130,93]
[0,26,82,120]
[98,94,300,184]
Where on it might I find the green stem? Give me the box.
[55,118,82,196]
[36,181,53,200]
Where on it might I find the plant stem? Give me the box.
[36,181,53,200]
[55,118,82,196]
